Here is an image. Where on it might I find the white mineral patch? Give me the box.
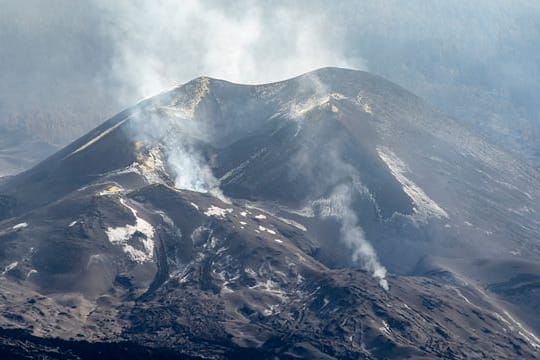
[500,310,540,348]
[2,262,18,275]
[98,185,123,196]
[377,147,448,220]
[204,205,233,218]
[276,216,307,231]
[12,223,28,230]
[258,225,276,235]
[453,288,472,305]
[26,269,38,279]
[250,279,288,302]
[380,320,392,336]
[362,103,372,114]
[356,94,373,114]
[105,199,155,263]
[287,93,346,119]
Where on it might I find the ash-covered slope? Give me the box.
[0,67,539,358]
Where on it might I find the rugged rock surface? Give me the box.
[0,68,539,358]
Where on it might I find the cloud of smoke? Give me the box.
[166,143,217,193]
[126,90,223,197]
[95,0,362,103]
[313,184,389,290]
[286,71,332,120]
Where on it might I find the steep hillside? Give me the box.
[0,68,539,358]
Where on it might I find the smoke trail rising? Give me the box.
[96,0,359,103]
[314,184,389,290]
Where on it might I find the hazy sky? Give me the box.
[1,0,539,147]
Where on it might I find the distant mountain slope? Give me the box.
[0,98,116,176]
[0,68,539,358]
[0,127,56,177]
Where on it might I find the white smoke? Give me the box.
[126,101,224,198]
[313,184,389,290]
[167,144,215,192]
[286,71,332,119]
[95,0,363,103]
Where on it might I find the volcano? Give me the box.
[0,68,539,359]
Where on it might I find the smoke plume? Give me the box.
[314,184,389,290]
[126,96,223,198]
[95,0,360,104]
